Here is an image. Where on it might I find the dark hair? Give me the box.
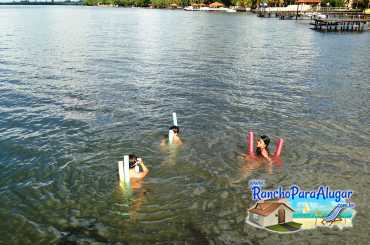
[129,154,137,169]
[260,135,270,147]
[169,125,180,134]
[256,135,270,156]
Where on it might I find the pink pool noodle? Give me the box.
[247,131,255,157]
[274,138,284,158]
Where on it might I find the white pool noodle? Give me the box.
[118,161,124,183]
[123,155,130,184]
[173,112,178,126]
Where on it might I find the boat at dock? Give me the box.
[184,6,200,11]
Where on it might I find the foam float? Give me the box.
[118,155,130,185]
[247,131,284,158]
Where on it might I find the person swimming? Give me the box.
[256,135,271,162]
[160,125,183,146]
[169,126,183,145]
[232,135,272,184]
[128,154,149,179]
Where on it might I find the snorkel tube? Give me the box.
[169,112,178,144]
[172,112,178,126]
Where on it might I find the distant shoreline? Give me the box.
[0,4,248,12]
[0,2,83,5]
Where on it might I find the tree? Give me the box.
[180,0,190,6]
[231,0,252,7]
[102,0,114,4]
[321,0,346,7]
[85,0,99,5]
[250,0,259,8]
[353,0,370,8]
[151,0,168,7]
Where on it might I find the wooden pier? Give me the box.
[255,6,364,20]
[311,17,369,32]
[254,5,370,32]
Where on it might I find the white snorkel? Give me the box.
[118,155,130,186]
[168,112,178,144]
[172,112,178,126]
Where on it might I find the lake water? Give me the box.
[0,5,370,244]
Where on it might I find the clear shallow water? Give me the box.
[0,6,370,244]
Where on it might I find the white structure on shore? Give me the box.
[184,6,236,12]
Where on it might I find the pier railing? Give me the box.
[311,7,359,12]
[255,6,364,15]
[255,5,367,20]
[311,15,369,32]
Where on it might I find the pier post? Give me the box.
[296,4,299,20]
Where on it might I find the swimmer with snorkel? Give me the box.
[116,155,149,220]
[128,154,149,179]
[160,125,183,146]
[159,125,183,167]
[117,154,149,190]
[160,112,183,147]
[169,125,183,145]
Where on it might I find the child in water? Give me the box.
[233,135,273,184]
[160,126,183,146]
[169,126,183,145]
[256,135,272,162]
[128,154,149,179]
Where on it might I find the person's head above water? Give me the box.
[129,154,138,168]
[256,135,270,152]
[169,125,180,134]
[126,154,149,179]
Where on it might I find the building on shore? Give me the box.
[209,2,224,8]
[296,0,321,7]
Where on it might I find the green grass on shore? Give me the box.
[266,222,302,232]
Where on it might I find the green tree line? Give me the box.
[84,0,255,7]
[85,0,369,8]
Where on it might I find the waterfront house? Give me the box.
[248,200,294,227]
[209,2,224,8]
